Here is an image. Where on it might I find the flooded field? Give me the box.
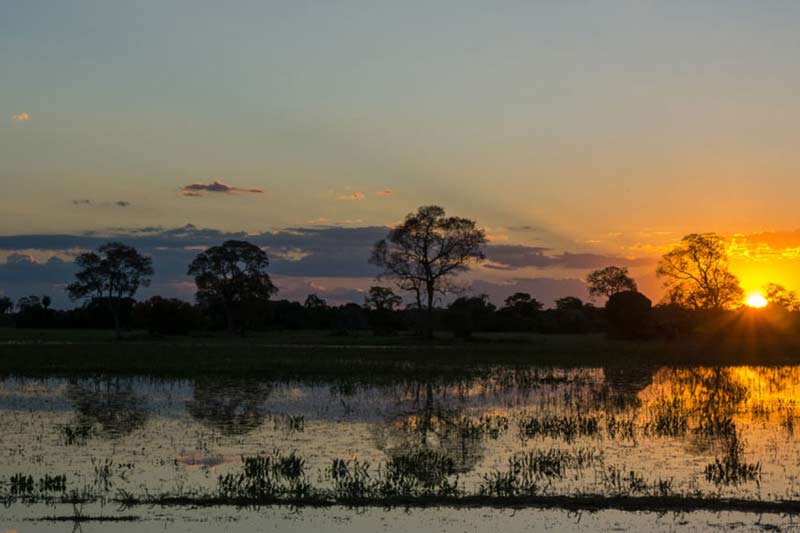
[3,365,800,529]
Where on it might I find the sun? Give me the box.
[746,292,768,308]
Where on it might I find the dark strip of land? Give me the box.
[2,328,800,379]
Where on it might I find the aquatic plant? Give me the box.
[219,450,311,499]
[704,431,761,486]
[60,423,94,445]
[517,414,600,443]
[645,397,689,437]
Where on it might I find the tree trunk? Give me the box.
[224,304,236,336]
[425,286,435,339]
[111,304,121,340]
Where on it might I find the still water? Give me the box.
[2,366,800,530]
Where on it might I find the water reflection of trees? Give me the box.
[186,379,272,436]
[66,377,148,438]
[371,382,485,478]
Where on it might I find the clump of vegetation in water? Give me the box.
[479,448,602,497]
[5,473,67,499]
[328,450,461,500]
[517,414,600,443]
[381,449,460,497]
[644,397,689,437]
[599,465,673,497]
[272,414,305,433]
[328,458,376,500]
[218,450,311,499]
[454,414,510,440]
[60,423,94,445]
[704,431,761,486]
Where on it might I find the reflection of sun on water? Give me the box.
[746,292,767,308]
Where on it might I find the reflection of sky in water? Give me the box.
[4,367,800,506]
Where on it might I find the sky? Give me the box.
[3,1,800,307]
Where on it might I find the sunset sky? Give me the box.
[4,1,800,307]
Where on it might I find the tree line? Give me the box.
[2,205,798,339]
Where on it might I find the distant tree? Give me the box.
[656,233,743,310]
[555,296,583,311]
[187,240,277,335]
[304,294,327,309]
[764,283,800,311]
[586,266,637,299]
[370,205,486,337]
[605,290,652,339]
[67,242,153,339]
[133,296,201,335]
[41,295,52,309]
[444,294,496,338]
[501,292,543,317]
[0,296,12,314]
[16,295,41,311]
[364,286,403,312]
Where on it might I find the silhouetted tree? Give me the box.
[16,295,41,311]
[656,233,743,310]
[187,240,277,335]
[364,286,402,312]
[586,266,637,299]
[370,205,486,337]
[501,292,542,317]
[67,242,153,339]
[605,290,652,339]
[555,296,583,310]
[41,295,51,309]
[0,296,12,315]
[764,283,800,311]
[304,294,327,309]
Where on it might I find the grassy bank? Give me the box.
[2,327,800,378]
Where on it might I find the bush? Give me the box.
[133,296,201,335]
[605,291,652,339]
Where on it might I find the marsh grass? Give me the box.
[704,431,761,486]
[60,423,94,445]
[272,414,305,433]
[517,414,600,443]
[218,450,312,499]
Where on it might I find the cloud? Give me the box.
[12,112,30,121]
[336,192,366,201]
[485,244,655,270]
[72,199,131,208]
[180,180,264,197]
[375,189,395,197]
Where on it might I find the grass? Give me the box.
[5,327,800,379]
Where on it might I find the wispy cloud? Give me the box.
[375,189,395,197]
[72,199,131,208]
[180,180,265,197]
[12,112,30,121]
[336,192,366,201]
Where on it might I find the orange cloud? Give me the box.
[375,189,395,197]
[12,112,29,121]
[336,192,366,201]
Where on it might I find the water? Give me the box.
[2,366,800,529]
